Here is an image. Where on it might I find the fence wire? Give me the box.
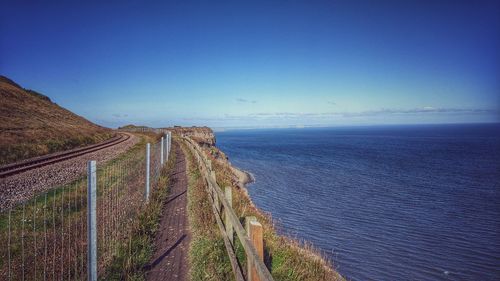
[0,133,171,280]
[150,139,163,186]
[0,177,88,280]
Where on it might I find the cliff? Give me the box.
[179,127,343,280]
[171,126,217,146]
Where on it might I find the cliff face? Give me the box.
[171,127,216,146]
[175,126,252,189]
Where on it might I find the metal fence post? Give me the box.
[167,133,170,159]
[170,132,172,157]
[166,132,169,160]
[146,143,150,201]
[161,137,164,165]
[87,161,97,281]
[168,132,171,153]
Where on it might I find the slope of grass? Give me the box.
[180,139,233,281]
[0,75,112,165]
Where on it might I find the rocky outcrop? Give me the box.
[172,126,230,162]
[171,126,216,146]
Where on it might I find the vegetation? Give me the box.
[118,124,151,130]
[0,133,168,280]
[180,140,233,281]
[194,140,345,281]
[102,133,173,280]
[0,75,113,165]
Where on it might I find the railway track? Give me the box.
[0,133,131,178]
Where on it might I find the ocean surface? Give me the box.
[216,123,500,281]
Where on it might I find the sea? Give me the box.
[216,123,500,281]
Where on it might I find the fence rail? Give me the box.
[183,137,274,281]
[0,131,172,280]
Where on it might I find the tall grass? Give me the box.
[101,138,175,281]
[181,141,233,281]
[194,142,345,281]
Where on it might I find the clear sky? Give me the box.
[1,0,499,129]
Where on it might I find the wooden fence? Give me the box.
[183,137,274,281]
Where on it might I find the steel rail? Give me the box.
[0,133,131,178]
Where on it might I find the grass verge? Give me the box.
[102,138,176,280]
[180,139,233,281]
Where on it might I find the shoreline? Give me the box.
[220,151,344,280]
[229,164,254,188]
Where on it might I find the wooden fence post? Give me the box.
[210,171,220,211]
[211,170,217,182]
[225,186,233,245]
[246,216,264,281]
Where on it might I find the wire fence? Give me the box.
[150,140,163,185]
[0,132,172,280]
[119,127,170,134]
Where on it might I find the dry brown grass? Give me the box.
[180,139,233,281]
[0,76,113,165]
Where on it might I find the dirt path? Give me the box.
[146,140,191,281]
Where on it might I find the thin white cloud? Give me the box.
[343,107,496,117]
[182,107,497,122]
[236,98,257,104]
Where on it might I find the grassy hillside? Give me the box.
[0,75,113,165]
[118,124,150,130]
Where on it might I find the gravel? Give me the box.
[0,133,139,211]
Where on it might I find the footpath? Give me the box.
[146,141,191,281]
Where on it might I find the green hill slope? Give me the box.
[0,75,113,165]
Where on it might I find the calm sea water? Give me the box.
[216,124,500,281]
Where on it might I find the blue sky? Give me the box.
[1,0,499,128]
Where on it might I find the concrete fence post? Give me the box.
[161,137,165,165]
[246,216,263,281]
[87,161,97,281]
[146,143,150,201]
[225,186,234,245]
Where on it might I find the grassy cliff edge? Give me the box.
[177,127,344,281]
